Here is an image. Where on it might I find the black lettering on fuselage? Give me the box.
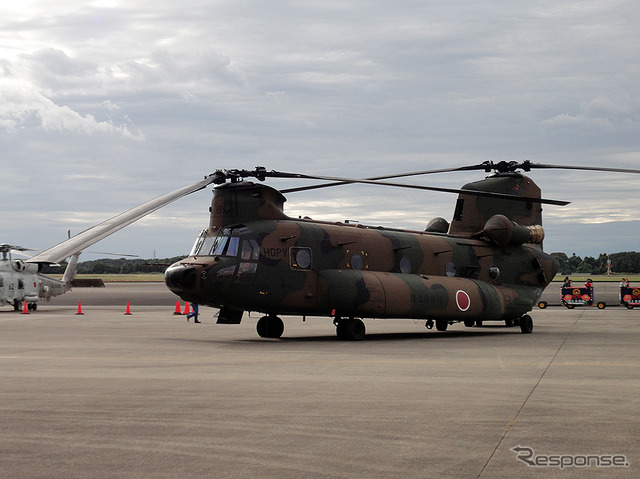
[262,247,288,258]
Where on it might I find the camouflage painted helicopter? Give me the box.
[161,161,640,340]
[27,161,639,340]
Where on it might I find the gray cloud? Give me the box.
[1,1,639,257]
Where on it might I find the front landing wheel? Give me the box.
[519,315,533,334]
[257,315,284,339]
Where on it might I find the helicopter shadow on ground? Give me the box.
[179,325,515,345]
[160,328,508,347]
[275,327,515,343]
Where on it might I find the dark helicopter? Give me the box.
[162,161,639,340]
[28,161,640,340]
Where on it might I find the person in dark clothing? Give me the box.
[186,303,200,323]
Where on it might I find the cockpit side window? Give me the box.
[241,240,260,260]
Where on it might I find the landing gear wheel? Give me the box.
[597,302,606,309]
[256,315,284,339]
[464,319,474,327]
[336,318,366,341]
[435,319,448,332]
[519,315,533,334]
[537,301,548,309]
[475,320,483,327]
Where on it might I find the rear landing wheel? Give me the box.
[336,318,366,341]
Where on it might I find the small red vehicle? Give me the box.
[561,286,606,309]
[621,287,640,309]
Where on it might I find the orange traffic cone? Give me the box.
[76,301,84,315]
[21,301,29,314]
[173,300,182,315]
[124,301,132,315]
[183,301,190,315]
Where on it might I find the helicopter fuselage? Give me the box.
[165,181,558,327]
[0,260,41,309]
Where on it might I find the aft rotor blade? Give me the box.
[275,172,569,206]
[528,163,640,174]
[27,175,219,264]
[281,164,488,194]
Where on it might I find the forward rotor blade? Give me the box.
[275,172,569,206]
[27,175,218,264]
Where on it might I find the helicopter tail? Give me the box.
[61,253,81,287]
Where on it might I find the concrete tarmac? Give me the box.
[1,283,639,478]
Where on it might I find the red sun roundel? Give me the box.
[456,290,471,311]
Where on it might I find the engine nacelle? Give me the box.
[12,260,39,274]
[481,214,544,247]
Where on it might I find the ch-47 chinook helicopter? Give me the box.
[161,161,640,340]
[25,160,639,339]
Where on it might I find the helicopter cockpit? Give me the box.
[187,227,261,283]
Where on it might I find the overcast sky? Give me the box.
[2,0,639,259]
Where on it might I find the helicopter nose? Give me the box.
[165,263,197,294]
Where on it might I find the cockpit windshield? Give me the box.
[190,227,259,260]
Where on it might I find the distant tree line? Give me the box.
[41,251,640,275]
[42,257,185,275]
[551,252,640,275]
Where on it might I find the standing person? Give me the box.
[620,278,626,301]
[584,278,593,289]
[563,276,572,288]
[186,303,200,323]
